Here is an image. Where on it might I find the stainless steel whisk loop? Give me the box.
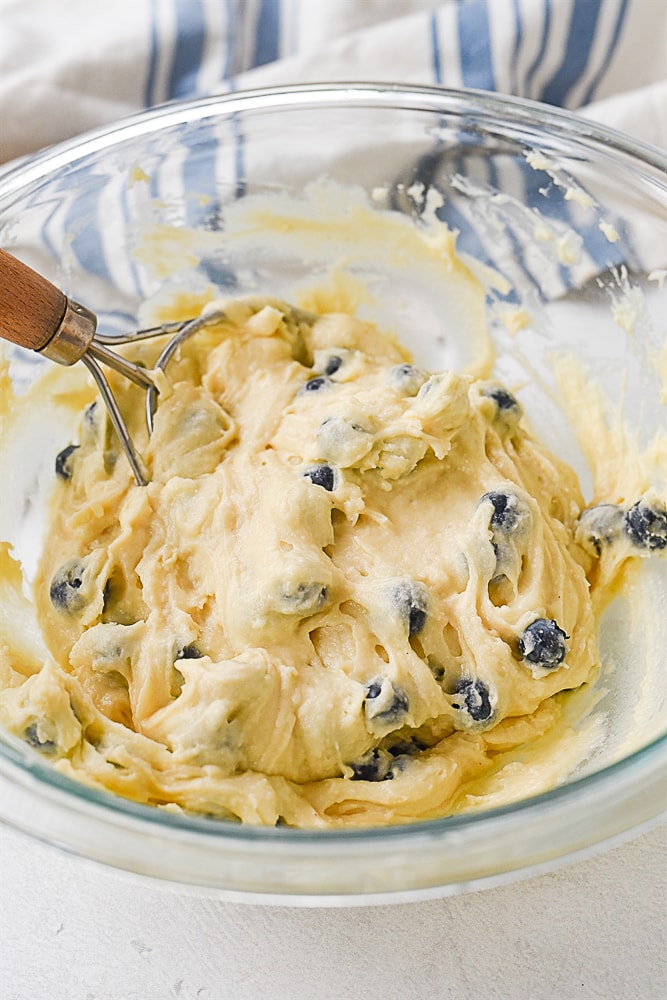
[89,312,225,484]
[0,247,224,487]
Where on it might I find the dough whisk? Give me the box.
[0,248,224,486]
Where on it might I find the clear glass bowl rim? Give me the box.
[1,82,666,199]
[0,716,665,847]
[0,81,665,877]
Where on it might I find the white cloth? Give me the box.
[0,6,665,997]
[1,0,665,166]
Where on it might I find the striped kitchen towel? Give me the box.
[1,0,665,165]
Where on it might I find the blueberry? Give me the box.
[84,401,98,426]
[576,503,625,556]
[392,363,418,379]
[484,386,520,413]
[624,499,667,551]
[451,679,493,722]
[176,643,202,660]
[281,583,327,615]
[299,376,332,395]
[81,400,103,449]
[480,490,530,534]
[389,363,427,396]
[317,416,373,466]
[518,618,568,668]
[482,385,522,433]
[24,723,56,754]
[391,581,428,635]
[55,444,79,481]
[364,679,410,723]
[49,559,88,614]
[324,355,343,376]
[366,680,382,699]
[349,747,394,782]
[304,464,336,491]
[408,606,426,636]
[387,736,428,757]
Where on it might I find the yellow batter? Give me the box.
[1,284,661,830]
[1,156,665,834]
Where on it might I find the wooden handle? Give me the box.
[0,247,67,352]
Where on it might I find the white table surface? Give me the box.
[1,819,665,1000]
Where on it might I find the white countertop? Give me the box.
[1,819,665,1000]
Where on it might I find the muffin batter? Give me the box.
[0,291,664,827]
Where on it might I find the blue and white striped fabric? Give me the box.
[1,0,664,349]
[1,0,665,165]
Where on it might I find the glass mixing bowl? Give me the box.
[0,84,665,904]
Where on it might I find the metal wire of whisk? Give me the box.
[0,248,224,486]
